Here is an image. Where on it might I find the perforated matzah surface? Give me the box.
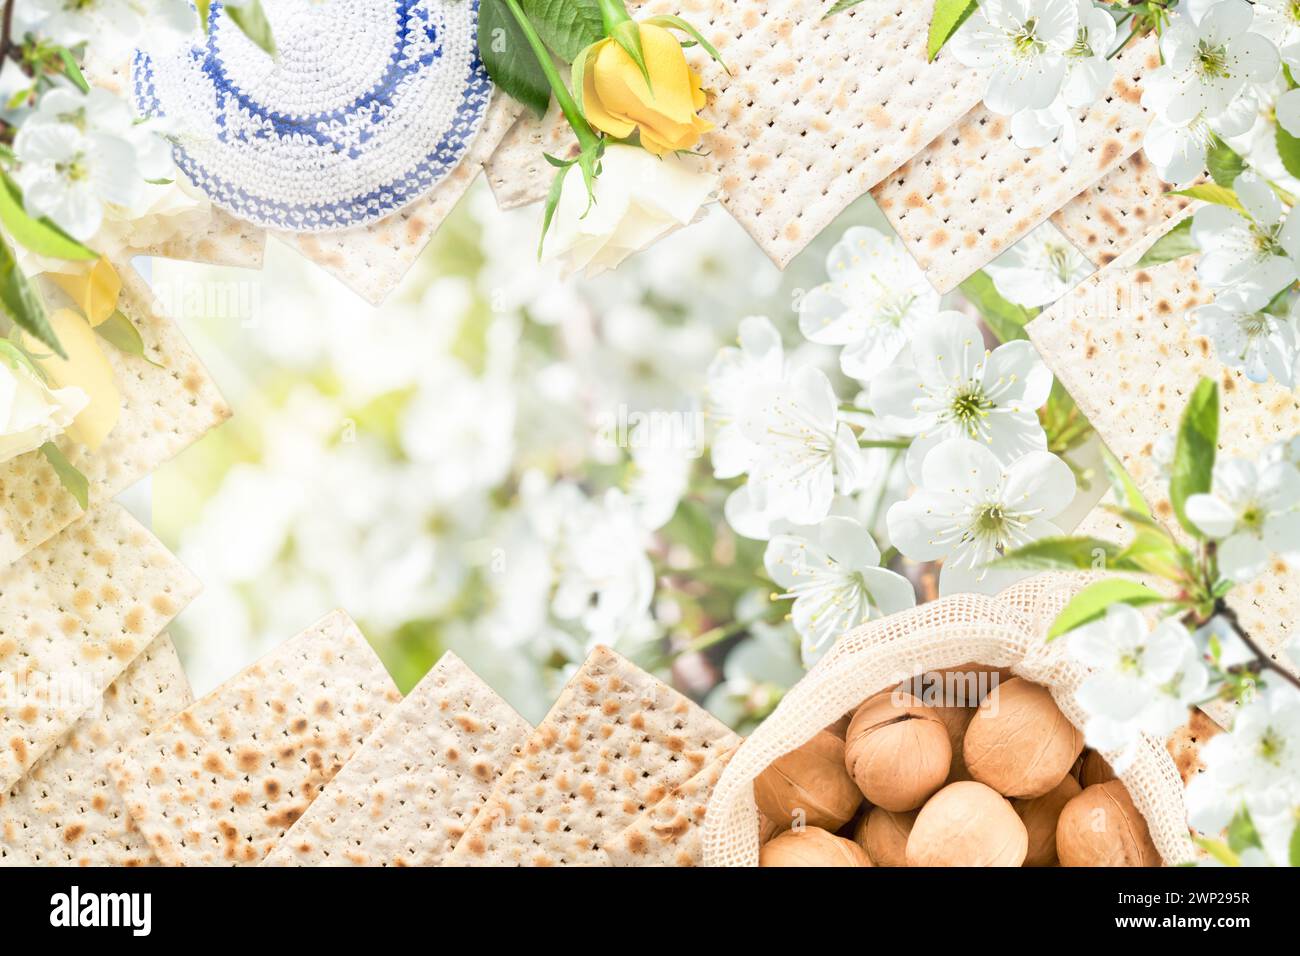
[484,0,984,268]
[0,504,198,791]
[1052,151,1202,268]
[280,92,521,306]
[1,634,192,866]
[0,264,230,567]
[262,651,531,867]
[873,37,1158,294]
[1028,229,1300,662]
[603,744,736,866]
[109,610,401,866]
[447,645,738,866]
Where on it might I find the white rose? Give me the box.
[545,144,717,277]
[0,358,88,464]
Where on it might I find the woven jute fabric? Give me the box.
[702,573,1196,867]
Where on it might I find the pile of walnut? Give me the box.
[755,669,1162,867]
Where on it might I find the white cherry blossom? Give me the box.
[764,516,915,664]
[949,0,1080,115]
[705,315,784,480]
[887,438,1076,595]
[1186,455,1300,580]
[985,222,1092,307]
[869,311,1052,483]
[1192,172,1300,301]
[1190,287,1299,385]
[796,225,939,383]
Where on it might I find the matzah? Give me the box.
[0,504,199,791]
[109,610,401,866]
[484,0,984,268]
[603,744,736,867]
[873,37,1158,294]
[280,92,522,306]
[1,634,192,866]
[1027,224,1300,661]
[0,262,231,567]
[447,645,738,866]
[262,651,531,867]
[1052,151,1202,268]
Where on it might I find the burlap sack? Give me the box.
[702,573,1197,866]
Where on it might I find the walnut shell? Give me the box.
[845,691,951,811]
[906,781,1028,867]
[854,807,917,867]
[1056,781,1162,867]
[1078,750,1116,788]
[1014,773,1081,866]
[753,729,863,831]
[964,678,1084,798]
[759,826,872,867]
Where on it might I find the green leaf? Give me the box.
[521,0,603,63]
[1226,808,1263,853]
[1102,446,1151,517]
[1169,182,1244,213]
[1047,578,1164,641]
[1193,836,1241,867]
[226,0,277,57]
[1169,378,1219,539]
[480,0,551,118]
[1277,121,1300,182]
[823,0,866,17]
[57,48,90,93]
[0,173,98,262]
[991,536,1123,572]
[39,443,88,510]
[96,311,163,367]
[1134,218,1197,268]
[927,0,979,61]
[538,161,572,258]
[608,17,651,87]
[1290,822,1300,867]
[642,15,729,72]
[0,233,65,359]
[197,0,212,32]
[958,270,1037,343]
[1206,135,1246,188]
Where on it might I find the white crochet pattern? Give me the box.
[133,0,492,232]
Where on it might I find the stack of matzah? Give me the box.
[107,611,402,866]
[448,646,739,866]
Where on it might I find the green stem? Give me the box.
[500,0,600,151]
[596,0,633,31]
[859,438,911,450]
[687,612,777,654]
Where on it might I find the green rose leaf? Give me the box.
[39,442,88,510]
[1169,378,1219,539]
[1134,218,1197,268]
[0,233,65,359]
[1206,135,1246,188]
[991,536,1123,572]
[522,0,603,63]
[226,0,277,57]
[927,0,978,61]
[1277,121,1300,181]
[96,311,163,367]
[0,173,98,262]
[1046,578,1164,641]
[957,270,1037,344]
[480,0,552,118]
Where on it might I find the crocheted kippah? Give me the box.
[133,0,492,232]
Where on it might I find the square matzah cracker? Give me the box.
[447,646,739,866]
[873,37,1158,294]
[278,92,521,306]
[1028,229,1300,661]
[483,0,984,268]
[603,744,736,867]
[0,503,199,791]
[108,610,401,866]
[1051,151,1202,268]
[262,651,531,867]
[1,633,192,867]
[0,262,231,568]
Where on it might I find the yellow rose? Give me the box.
[581,23,713,156]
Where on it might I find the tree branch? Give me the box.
[1215,600,1300,693]
[0,0,16,66]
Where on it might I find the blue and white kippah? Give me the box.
[134,0,492,233]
